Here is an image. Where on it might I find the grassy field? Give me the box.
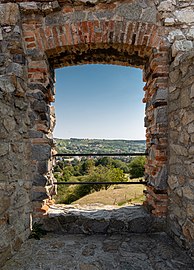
[72,184,145,206]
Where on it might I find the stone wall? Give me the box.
[20,0,170,219]
[1,0,194,266]
[168,51,194,258]
[156,0,194,258]
[0,3,32,267]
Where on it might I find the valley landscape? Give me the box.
[54,139,146,206]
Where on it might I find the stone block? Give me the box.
[175,8,194,24]
[32,191,49,202]
[33,174,48,187]
[28,130,43,138]
[170,144,188,157]
[27,91,45,102]
[13,54,26,65]
[168,175,179,190]
[188,122,194,134]
[0,75,16,93]
[172,40,193,57]
[190,83,194,98]
[37,161,49,174]
[19,2,38,13]
[116,3,142,21]
[183,219,194,241]
[154,107,167,125]
[152,88,168,107]
[158,1,175,12]
[95,10,114,20]
[14,98,28,110]
[0,244,12,269]
[72,11,86,23]
[0,3,20,26]
[168,30,185,43]
[164,18,175,26]
[3,117,16,132]
[189,146,194,155]
[187,28,194,39]
[11,189,30,210]
[180,88,191,108]
[7,63,24,78]
[39,112,50,121]
[169,69,180,83]
[141,7,157,23]
[0,143,9,157]
[0,196,10,215]
[188,163,194,176]
[0,28,3,41]
[187,204,194,219]
[32,100,47,113]
[182,186,194,200]
[0,54,6,67]
[155,165,168,190]
[31,144,51,161]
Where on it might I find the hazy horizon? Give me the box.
[54,137,146,141]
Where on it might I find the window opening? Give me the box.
[53,64,146,207]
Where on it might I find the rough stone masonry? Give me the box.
[0,0,194,267]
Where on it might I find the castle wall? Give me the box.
[0,0,194,266]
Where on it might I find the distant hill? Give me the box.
[54,138,146,155]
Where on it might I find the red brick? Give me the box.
[25,37,35,42]
[93,21,102,44]
[77,22,85,44]
[64,24,73,46]
[26,43,36,49]
[114,21,122,43]
[108,20,115,43]
[102,21,109,44]
[71,23,80,45]
[62,6,74,13]
[148,25,159,48]
[87,21,95,43]
[34,28,44,51]
[60,30,68,46]
[52,26,60,48]
[45,26,54,49]
[120,20,127,44]
[136,22,147,46]
[82,21,90,44]
[28,68,47,73]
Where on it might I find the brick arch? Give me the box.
[23,10,170,218]
[43,21,160,67]
[24,20,162,66]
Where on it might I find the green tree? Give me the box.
[129,156,146,179]
[95,157,113,167]
[80,159,95,175]
[62,166,73,182]
[111,159,130,173]
[62,166,127,204]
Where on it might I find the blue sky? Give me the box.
[54,64,145,140]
